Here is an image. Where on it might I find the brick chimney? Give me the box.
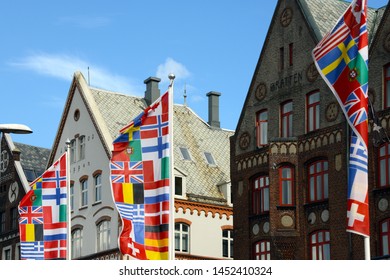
[206,91,221,128]
[144,77,161,106]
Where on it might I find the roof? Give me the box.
[14,142,51,181]
[89,86,234,205]
[298,0,386,44]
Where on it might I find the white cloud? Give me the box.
[10,53,141,94]
[156,58,191,84]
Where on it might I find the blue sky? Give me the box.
[0,0,388,149]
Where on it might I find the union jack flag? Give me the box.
[19,206,44,224]
[111,161,144,184]
[313,0,369,237]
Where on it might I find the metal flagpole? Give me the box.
[65,139,72,260]
[168,73,175,260]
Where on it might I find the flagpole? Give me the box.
[168,73,175,260]
[65,138,72,260]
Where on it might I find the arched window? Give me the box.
[97,220,110,252]
[307,91,320,132]
[253,240,270,260]
[175,222,189,253]
[279,165,294,206]
[94,172,102,203]
[384,63,390,108]
[71,228,83,259]
[222,229,233,258]
[308,160,328,202]
[281,101,293,138]
[310,230,330,260]
[252,175,269,214]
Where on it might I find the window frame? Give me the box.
[308,160,329,202]
[310,230,331,260]
[175,222,190,253]
[253,240,271,260]
[384,63,390,109]
[79,136,85,160]
[256,110,268,147]
[252,175,270,215]
[80,179,88,208]
[380,218,390,256]
[307,91,320,132]
[281,100,293,138]
[378,143,390,188]
[279,165,294,206]
[222,229,233,259]
[97,220,110,252]
[94,173,102,203]
[71,228,83,259]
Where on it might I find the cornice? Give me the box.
[175,199,232,220]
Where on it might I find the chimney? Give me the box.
[144,77,161,106]
[206,91,221,128]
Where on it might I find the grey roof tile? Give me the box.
[14,142,51,178]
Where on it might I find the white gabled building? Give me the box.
[48,72,233,260]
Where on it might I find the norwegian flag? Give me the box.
[313,0,369,237]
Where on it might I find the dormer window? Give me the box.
[204,152,216,166]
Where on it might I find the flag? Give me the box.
[18,153,68,259]
[312,0,369,236]
[110,90,171,260]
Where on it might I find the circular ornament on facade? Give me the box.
[8,181,19,204]
[263,222,270,234]
[325,102,339,122]
[308,212,316,225]
[378,198,389,212]
[281,215,294,228]
[321,210,329,222]
[255,83,267,101]
[252,223,260,235]
[280,8,293,27]
[239,132,250,150]
[306,63,319,82]
[74,109,80,121]
[383,32,390,53]
[0,150,9,173]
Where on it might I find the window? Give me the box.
[279,47,284,71]
[94,174,102,203]
[252,175,269,214]
[97,220,110,252]
[308,160,328,202]
[81,179,88,207]
[175,177,183,196]
[2,247,11,260]
[380,219,390,256]
[279,166,294,206]
[310,230,330,260]
[79,136,85,160]
[70,182,74,211]
[24,169,36,182]
[385,64,390,108]
[253,240,270,260]
[204,152,216,166]
[256,110,268,147]
[281,101,293,137]
[179,147,192,161]
[378,143,390,187]
[10,207,18,230]
[175,223,189,253]
[222,229,233,258]
[307,91,320,132]
[289,43,293,66]
[72,228,83,259]
[70,139,76,163]
[0,212,5,233]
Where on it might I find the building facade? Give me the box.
[231,0,390,259]
[48,72,233,260]
[0,134,50,259]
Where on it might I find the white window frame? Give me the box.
[94,174,102,203]
[80,179,88,208]
[97,220,110,252]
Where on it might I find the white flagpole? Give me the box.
[168,73,175,260]
[65,139,72,260]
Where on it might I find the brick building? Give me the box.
[230,0,390,259]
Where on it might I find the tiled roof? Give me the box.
[89,88,234,205]
[14,142,51,179]
[299,0,386,44]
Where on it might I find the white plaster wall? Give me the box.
[175,207,233,259]
[53,88,118,257]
